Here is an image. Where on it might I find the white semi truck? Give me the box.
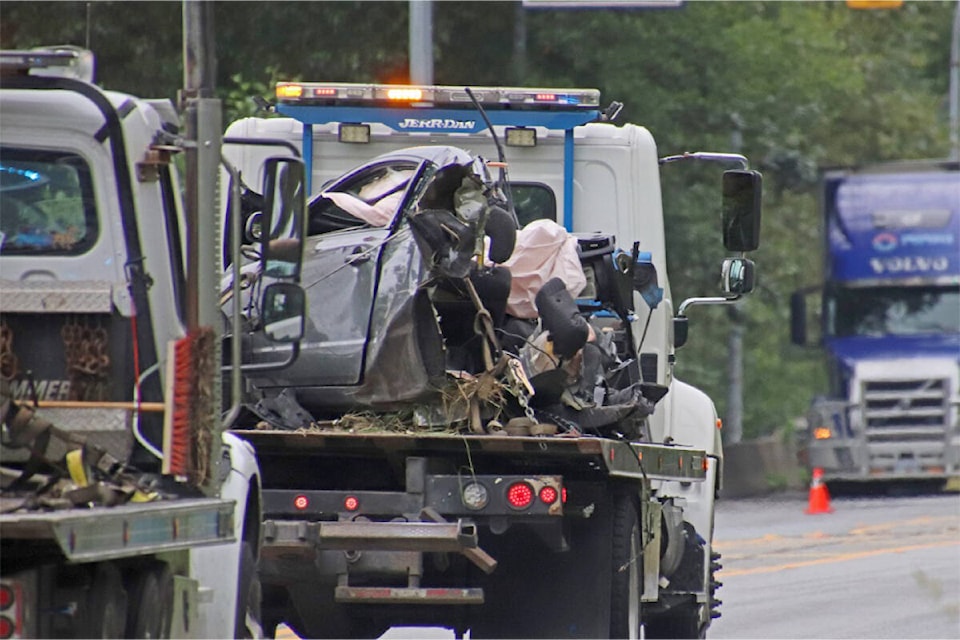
[0,34,306,639]
[220,82,762,638]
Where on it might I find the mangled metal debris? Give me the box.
[228,145,670,441]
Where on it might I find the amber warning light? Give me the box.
[386,88,424,101]
[274,82,600,109]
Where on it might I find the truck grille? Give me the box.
[862,378,948,443]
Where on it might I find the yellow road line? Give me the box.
[718,539,960,577]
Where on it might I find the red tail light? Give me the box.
[293,495,309,510]
[506,482,534,509]
[561,487,568,503]
[344,496,360,511]
[0,582,18,640]
[0,615,13,639]
[539,486,558,505]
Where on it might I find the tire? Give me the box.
[235,541,263,639]
[644,529,710,640]
[609,488,642,639]
[82,562,128,639]
[644,608,704,640]
[125,562,173,638]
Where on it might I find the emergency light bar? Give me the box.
[276,82,601,110]
[0,46,95,83]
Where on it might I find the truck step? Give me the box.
[334,585,484,605]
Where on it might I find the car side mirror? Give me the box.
[261,282,306,342]
[722,169,762,252]
[261,157,306,280]
[721,257,756,295]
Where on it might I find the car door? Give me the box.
[283,160,422,387]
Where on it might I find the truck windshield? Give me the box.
[0,147,97,255]
[512,183,556,227]
[826,285,960,337]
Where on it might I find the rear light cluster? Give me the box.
[466,480,565,511]
[0,582,20,640]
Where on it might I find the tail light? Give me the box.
[293,494,309,511]
[343,495,360,512]
[0,581,21,640]
[538,486,558,505]
[506,482,534,509]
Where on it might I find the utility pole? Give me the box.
[725,113,745,445]
[182,0,223,491]
[409,0,434,85]
[950,0,959,160]
[513,1,528,84]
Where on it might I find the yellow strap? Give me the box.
[130,489,159,503]
[65,449,89,487]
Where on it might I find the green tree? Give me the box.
[2,0,953,441]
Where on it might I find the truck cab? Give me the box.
[792,161,960,485]
[1,46,265,639]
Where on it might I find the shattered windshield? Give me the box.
[309,161,421,233]
[826,285,960,337]
[0,147,97,255]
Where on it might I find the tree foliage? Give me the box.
[1,0,954,441]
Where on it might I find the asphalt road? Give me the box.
[709,490,960,639]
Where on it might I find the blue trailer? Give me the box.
[791,160,960,485]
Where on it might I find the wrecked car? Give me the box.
[225,145,666,439]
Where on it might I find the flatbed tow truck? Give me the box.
[223,81,761,638]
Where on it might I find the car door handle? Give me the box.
[346,245,372,265]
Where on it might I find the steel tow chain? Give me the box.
[461,275,540,420]
[0,321,19,382]
[61,316,111,401]
[506,357,538,422]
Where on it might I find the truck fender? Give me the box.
[659,378,720,595]
[666,378,723,491]
[189,432,262,639]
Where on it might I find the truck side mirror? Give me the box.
[674,316,689,349]
[721,257,755,295]
[790,290,807,346]
[722,170,762,252]
[261,282,306,342]
[261,157,306,280]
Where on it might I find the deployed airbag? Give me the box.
[501,220,586,319]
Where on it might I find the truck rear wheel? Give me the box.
[609,489,642,639]
[81,563,128,638]
[125,562,173,638]
[643,607,703,639]
[235,541,263,639]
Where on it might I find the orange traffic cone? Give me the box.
[805,467,833,514]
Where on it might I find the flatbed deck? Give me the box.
[234,428,708,482]
[0,497,235,562]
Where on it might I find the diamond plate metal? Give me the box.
[0,408,133,464]
[0,279,114,313]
